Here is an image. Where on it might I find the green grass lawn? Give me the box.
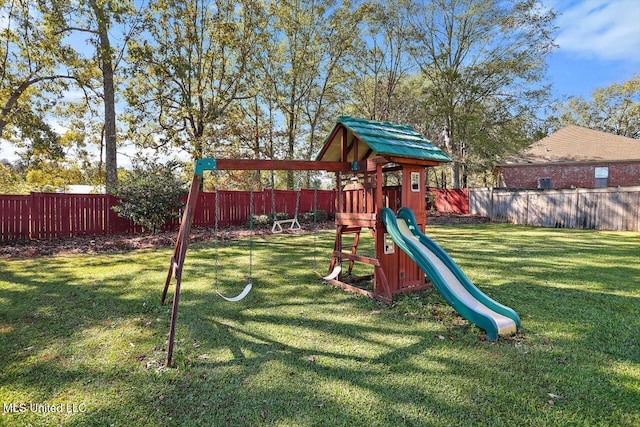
[0,225,638,426]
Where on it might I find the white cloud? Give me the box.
[554,0,640,62]
[0,139,19,162]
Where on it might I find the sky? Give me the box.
[546,0,640,99]
[1,0,640,165]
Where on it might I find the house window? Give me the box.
[537,178,552,189]
[594,167,609,188]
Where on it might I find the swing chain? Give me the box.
[213,181,253,302]
[294,182,301,220]
[248,188,254,282]
[313,184,318,269]
[214,185,219,288]
[270,170,276,220]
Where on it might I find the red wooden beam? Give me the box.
[196,158,355,174]
[162,174,202,367]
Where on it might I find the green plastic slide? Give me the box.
[381,207,520,339]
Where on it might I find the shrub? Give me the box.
[247,212,289,229]
[301,209,327,224]
[112,160,186,234]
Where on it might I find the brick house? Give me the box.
[494,126,640,189]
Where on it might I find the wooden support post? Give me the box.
[162,174,201,367]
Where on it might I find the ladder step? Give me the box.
[340,227,362,234]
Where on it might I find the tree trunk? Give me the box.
[452,161,461,189]
[103,64,118,194]
[442,116,460,189]
[91,0,118,194]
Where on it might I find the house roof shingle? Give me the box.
[501,125,640,165]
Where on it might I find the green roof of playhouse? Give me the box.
[316,116,451,164]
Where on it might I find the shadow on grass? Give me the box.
[0,250,178,425]
[0,227,638,426]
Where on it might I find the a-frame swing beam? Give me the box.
[162,158,356,367]
[195,158,357,174]
[162,174,202,367]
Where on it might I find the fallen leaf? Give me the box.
[308,355,316,363]
[435,334,445,340]
[260,410,266,420]
[478,335,487,342]
[543,337,550,345]
[137,354,146,361]
[547,400,555,406]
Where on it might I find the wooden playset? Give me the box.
[161,116,452,366]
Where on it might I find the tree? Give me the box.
[88,0,123,193]
[348,0,417,122]
[261,0,326,189]
[301,0,364,186]
[0,0,82,144]
[410,0,556,188]
[41,0,138,194]
[549,75,640,139]
[0,160,26,194]
[25,161,83,192]
[260,0,363,189]
[112,160,186,234]
[124,0,266,161]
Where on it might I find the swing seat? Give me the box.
[216,283,252,302]
[271,218,301,233]
[322,265,341,281]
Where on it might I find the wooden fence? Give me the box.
[469,186,640,231]
[428,188,469,214]
[0,193,137,241]
[0,189,337,242]
[0,187,471,241]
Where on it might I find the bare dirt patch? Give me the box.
[0,223,336,259]
[0,215,488,259]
